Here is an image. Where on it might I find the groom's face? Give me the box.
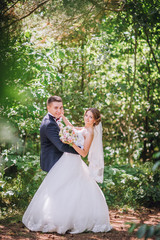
[47,101,63,119]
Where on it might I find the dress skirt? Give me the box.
[22,153,112,234]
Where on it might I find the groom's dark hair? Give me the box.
[47,96,62,106]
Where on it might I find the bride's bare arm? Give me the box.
[61,114,73,127]
[61,114,82,129]
[72,130,94,158]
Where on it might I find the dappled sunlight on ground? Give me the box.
[0,208,159,240]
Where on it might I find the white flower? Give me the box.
[59,126,78,145]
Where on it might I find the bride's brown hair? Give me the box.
[85,108,101,126]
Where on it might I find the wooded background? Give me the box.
[0,0,160,214]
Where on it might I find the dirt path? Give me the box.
[0,208,159,240]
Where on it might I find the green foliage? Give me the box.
[152,152,160,172]
[0,149,46,215]
[1,21,159,162]
[127,222,160,239]
[101,163,160,208]
[1,155,160,215]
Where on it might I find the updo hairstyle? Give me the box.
[85,108,101,126]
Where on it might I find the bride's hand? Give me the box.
[60,109,65,118]
[60,113,73,127]
[61,108,64,115]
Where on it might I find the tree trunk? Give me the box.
[81,41,85,93]
[142,59,151,162]
[143,27,160,74]
[127,27,137,165]
[59,61,63,94]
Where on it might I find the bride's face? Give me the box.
[84,110,95,127]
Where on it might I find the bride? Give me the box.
[22,108,112,234]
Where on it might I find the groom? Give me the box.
[40,95,78,172]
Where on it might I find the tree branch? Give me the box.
[0,0,50,30]
[2,0,20,15]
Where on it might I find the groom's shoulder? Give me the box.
[42,113,50,122]
[41,113,56,126]
[41,113,49,122]
[43,113,49,120]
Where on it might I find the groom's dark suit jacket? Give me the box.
[40,113,78,172]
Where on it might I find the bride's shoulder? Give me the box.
[83,128,94,138]
[78,127,87,136]
[74,127,86,136]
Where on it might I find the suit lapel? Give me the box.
[48,113,60,129]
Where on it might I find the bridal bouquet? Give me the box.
[59,126,78,145]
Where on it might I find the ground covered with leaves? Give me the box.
[0,208,159,240]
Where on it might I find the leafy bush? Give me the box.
[1,148,160,216]
[1,145,160,217]
[0,149,46,215]
[101,163,160,208]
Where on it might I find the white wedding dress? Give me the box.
[22,128,112,234]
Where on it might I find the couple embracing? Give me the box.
[22,95,112,234]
